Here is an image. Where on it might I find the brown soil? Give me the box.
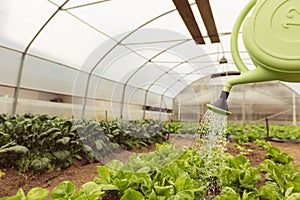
[0,140,299,199]
[225,142,266,168]
[0,160,100,199]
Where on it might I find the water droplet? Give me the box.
[195,109,228,199]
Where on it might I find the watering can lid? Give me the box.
[248,0,300,60]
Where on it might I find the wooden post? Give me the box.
[198,114,203,138]
[265,117,269,139]
[198,114,202,125]
[167,119,172,140]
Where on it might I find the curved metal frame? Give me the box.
[119,40,190,118]
[9,0,222,118]
[12,0,70,114]
[141,52,220,119]
[140,51,251,118]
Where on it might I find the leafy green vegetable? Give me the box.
[76,182,104,200]
[0,189,25,200]
[266,146,293,165]
[213,187,241,200]
[287,193,300,200]
[51,181,76,200]
[154,185,175,196]
[0,114,166,172]
[0,188,49,200]
[258,181,283,199]
[30,158,50,173]
[26,188,49,200]
[0,145,29,155]
[221,154,261,194]
[120,189,145,200]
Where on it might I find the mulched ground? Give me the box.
[0,140,299,199]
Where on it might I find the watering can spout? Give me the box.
[207,91,232,116]
[223,67,277,92]
[208,67,280,116]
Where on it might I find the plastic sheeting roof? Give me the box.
[1,0,300,100]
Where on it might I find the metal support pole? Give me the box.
[119,83,127,119]
[81,74,91,117]
[178,103,181,121]
[142,90,149,120]
[12,54,26,114]
[167,119,171,140]
[12,1,69,114]
[158,95,163,121]
[242,85,246,124]
[293,92,297,126]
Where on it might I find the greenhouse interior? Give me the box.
[1,0,300,199]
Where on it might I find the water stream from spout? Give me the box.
[196,109,228,199]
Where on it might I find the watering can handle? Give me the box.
[230,0,257,74]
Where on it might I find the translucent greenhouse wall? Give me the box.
[228,82,300,126]
[0,85,173,121]
[175,76,300,126]
[0,46,173,120]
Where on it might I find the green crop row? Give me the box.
[226,124,300,143]
[2,140,300,200]
[0,113,166,173]
[164,122,300,141]
[163,122,199,135]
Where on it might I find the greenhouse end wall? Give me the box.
[175,79,300,126]
[0,84,173,121]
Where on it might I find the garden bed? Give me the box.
[1,115,300,199]
[1,140,299,199]
[0,145,156,198]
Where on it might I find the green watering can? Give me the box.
[207,0,300,115]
